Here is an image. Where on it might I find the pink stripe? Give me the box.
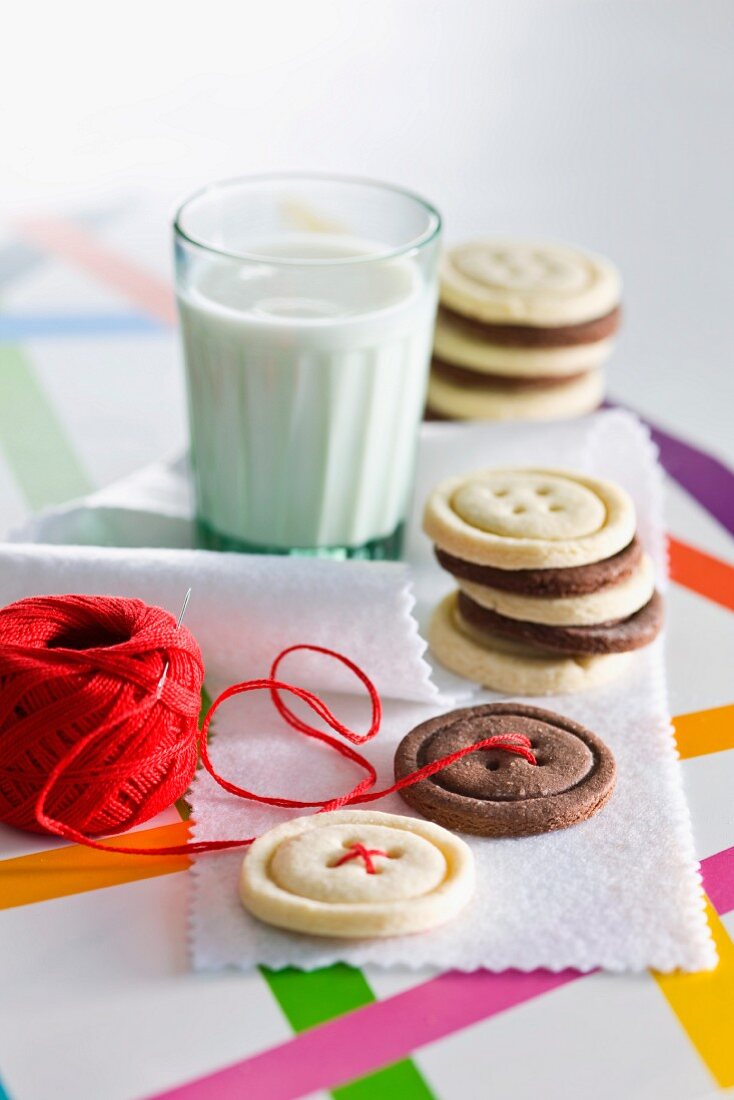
[19,218,176,326]
[151,968,580,1100]
[701,844,734,915]
[150,845,734,1100]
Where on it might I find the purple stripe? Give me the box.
[606,399,734,537]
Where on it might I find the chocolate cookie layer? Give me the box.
[394,703,616,837]
[457,588,663,655]
[435,538,643,597]
[431,357,590,391]
[438,304,621,348]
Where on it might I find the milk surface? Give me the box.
[178,235,436,550]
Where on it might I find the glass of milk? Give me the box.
[174,174,441,558]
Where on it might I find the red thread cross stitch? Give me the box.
[332,842,390,874]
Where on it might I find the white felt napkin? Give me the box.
[9,411,715,972]
[0,545,438,704]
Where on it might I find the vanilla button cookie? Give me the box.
[433,309,615,377]
[433,317,614,377]
[424,468,636,569]
[427,366,604,422]
[457,552,656,626]
[240,810,474,938]
[441,240,621,327]
[429,592,633,695]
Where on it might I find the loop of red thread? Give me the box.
[197,677,378,809]
[333,843,389,874]
[269,644,381,744]
[0,595,537,858]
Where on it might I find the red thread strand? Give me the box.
[0,595,536,858]
[332,843,389,874]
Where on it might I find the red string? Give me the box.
[0,596,536,858]
[35,661,536,856]
[332,843,389,874]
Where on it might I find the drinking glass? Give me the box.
[174,174,441,558]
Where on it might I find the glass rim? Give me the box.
[173,172,442,266]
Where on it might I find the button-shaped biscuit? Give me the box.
[441,240,621,326]
[424,467,636,569]
[240,810,474,938]
[452,470,606,541]
[394,704,616,837]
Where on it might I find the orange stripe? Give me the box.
[668,535,734,612]
[0,821,190,909]
[674,705,734,760]
[19,218,176,326]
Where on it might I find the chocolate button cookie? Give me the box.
[456,588,664,655]
[434,536,644,598]
[394,704,616,837]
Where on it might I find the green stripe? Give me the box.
[262,966,434,1099]
[0,345,92,508]
[261,963,374,1030]
[176,686,215,820]
[334,1059,434,1100]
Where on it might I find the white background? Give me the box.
[3,0,733,455]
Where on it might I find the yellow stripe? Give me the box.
[655,902,734,1088]
[674,705,734,760]
[0,821,190,909]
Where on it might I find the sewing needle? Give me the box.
[157,587,192,697]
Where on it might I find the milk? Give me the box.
[177,235,437,553]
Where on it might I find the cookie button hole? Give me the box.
[386,849,403,859]
[512,506,526,514]
[536,488,551,496]
[495,489,508,497]
[549,505,563,512]
[486,761,501,771]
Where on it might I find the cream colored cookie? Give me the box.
[441,240,621,326]
[239,810,474,938]
[427,367,604,422]
[424,467,636,569]
[429,592,632,695]
[434,311,614,377]
[458,553,655,626]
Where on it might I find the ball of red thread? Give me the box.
[0,594,205,836]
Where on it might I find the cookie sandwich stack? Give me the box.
[428,240,621,421]
[424,467,663,694]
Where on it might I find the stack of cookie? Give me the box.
[428,240,622,421]
[424,467,663,694]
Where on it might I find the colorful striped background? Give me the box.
[0,212,732,1099]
